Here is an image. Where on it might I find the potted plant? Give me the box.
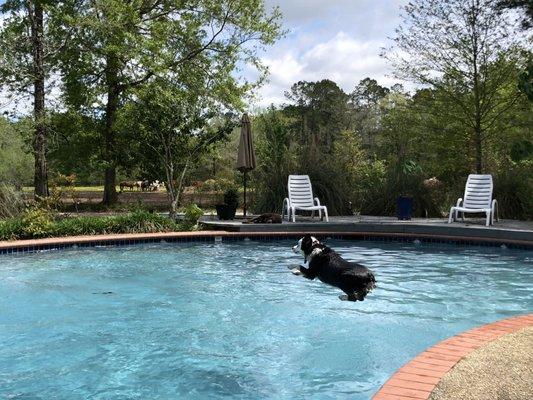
[215,187,239,220]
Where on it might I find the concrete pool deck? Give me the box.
[372,314,533,400]
[201,215,533,247]
[1,215,532,253]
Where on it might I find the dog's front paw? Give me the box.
[339,294,359,301]
[288,265,303,275]
[291,268,303,276]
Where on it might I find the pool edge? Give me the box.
[372,314,533,400]
[1,230,533,254]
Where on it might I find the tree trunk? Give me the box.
[470,2,483,174]
[172,160,189,217]
[164,158,176,219]
[31,1,49,198]
[474,124,483,173]
[167,159,189,219]
[102,53,120,206]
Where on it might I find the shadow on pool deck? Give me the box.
[200,215,533,244]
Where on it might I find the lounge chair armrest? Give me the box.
[283,197,290,210]
[314,197,321,206]
[455,198,463,207]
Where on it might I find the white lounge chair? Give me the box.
[448,174,498,227]
[282,175,329,222]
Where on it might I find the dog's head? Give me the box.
[292,235,322,262]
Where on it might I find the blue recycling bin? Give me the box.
[397,196,413,220]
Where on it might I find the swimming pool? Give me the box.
[1,240,531,399]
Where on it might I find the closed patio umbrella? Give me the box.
[236,113,256,217]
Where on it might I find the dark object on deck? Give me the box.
[397,195,413,220]
[243,213,282,224]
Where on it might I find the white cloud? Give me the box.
[249,0,410,107]
[253,32,401,107]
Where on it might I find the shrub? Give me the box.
[52,215,111,236]
[0,184,25,218]
[494,161,533,219]
[251,107,296,214]
[353,160,445,218]
[0,218,24,240]
[21,207,54,238]
[111,210,179,233]
[199,179,217,192]
[198,178,234,193]
[0,210,183,240]
[182,204,204,230]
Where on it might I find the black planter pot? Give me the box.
[396,195,413,220]
[215,204,237,220]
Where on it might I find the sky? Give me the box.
[0,0,409,113]
[249,0,408,107]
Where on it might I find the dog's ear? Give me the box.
[301,235,313,253]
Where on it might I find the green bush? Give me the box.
[0,184,25,218]
[111,210,178,233]
[182,204,204,230]
[52,215,111,236]
[353,161,445,217]
[197,178,234,193]
[251,107,296,214]
[0,218,24,240]
[494,161,533,219]
[0,210,184,241]
[21,207,55,238]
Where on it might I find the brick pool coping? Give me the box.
[1,229,532,254]
[372,314,533,400]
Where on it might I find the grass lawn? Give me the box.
[22,186,172,193]
[23,186,105,192]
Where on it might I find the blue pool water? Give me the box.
[0,240,532,399]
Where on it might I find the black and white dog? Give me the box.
[290,235,376,301]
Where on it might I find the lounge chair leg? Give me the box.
[448,207,454,224]
[324,208,329,222]
[486,211,490,227]
[292,207,296,222]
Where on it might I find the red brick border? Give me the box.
[0,231,227,251]
[1,230,532,252]
[372,314,533,400]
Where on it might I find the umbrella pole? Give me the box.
[243,171,247,217]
